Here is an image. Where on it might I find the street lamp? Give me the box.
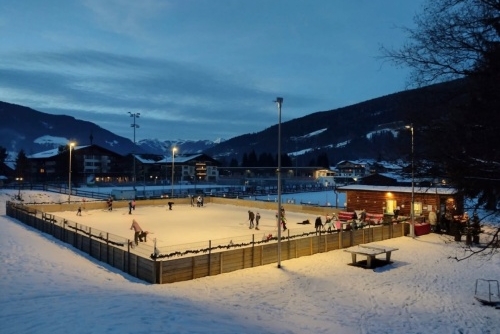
[171,147,177,198]
[68,142,75,203]
[405,123,415,238]
[128,112,140,185]
[15,177,23,200]
[275,97,283,268]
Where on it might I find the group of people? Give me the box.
[314,213,338,234]
[246,207,287,232]
[247,210,260,230]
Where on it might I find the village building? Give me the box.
[27,144,221,187]
[338,184,463,225]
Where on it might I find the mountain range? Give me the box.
[0,78,465,165]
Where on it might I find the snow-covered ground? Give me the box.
[1,189,499,334]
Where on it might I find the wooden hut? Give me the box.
[337,184,463,223]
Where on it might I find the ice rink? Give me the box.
[54,199,325,251]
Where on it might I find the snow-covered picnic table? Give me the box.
[344,244,398,268]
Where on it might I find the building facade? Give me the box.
[338,184,463,223]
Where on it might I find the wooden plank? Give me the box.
[192,255,210,279]
[221,249,245,273]
[162,257,194,283]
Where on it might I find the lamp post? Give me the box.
[128,112,140,185]
[68,142,75,203]
[275,97,283,268]
[171,147,177,198]
[405,123,415,238]
[15,177,23,200]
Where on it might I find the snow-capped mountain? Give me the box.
[137,138,224,155]
[0,78,465,165]
[0,101,222,157]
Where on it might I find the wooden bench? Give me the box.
[344,244,399,268]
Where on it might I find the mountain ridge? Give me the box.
[0,78,465,165]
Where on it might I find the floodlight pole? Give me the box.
[68,142,75,203]
[171,147,177,198]
[129,112,140,186]
[275,97,283,268]
[406,123,415,238]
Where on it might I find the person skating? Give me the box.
[107,197,113,211]
[315,216,323,235]
[248,210,255,229]
[281,216,287,231]
[255,212,261,230]
[128,200,133,214]
[276,208,287,231]
[130,219,143,246]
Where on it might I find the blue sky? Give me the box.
[0,0,425,142]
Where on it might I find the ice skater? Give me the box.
[107,197,113,211]
[248,210,255,229]
[130,219,143,246]
[255,212,261,230]
[276,210,287,231]
[315,216,323,234]
[324,214,333,232]
[76,206,82,216]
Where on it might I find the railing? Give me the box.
[6,201,409,284]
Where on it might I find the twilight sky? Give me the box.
[0,0,425,142]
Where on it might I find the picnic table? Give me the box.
[344,244,399,268]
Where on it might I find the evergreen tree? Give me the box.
[15,150,30,180]
[0,146,7,164]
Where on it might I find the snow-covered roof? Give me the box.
[156,154,204,164]
[28,145,89,159]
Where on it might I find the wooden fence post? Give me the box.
[208,240,211,276]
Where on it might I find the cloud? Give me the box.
[0,49,303,140]
[82,0,172,38]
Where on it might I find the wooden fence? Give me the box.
[6,201,408,284]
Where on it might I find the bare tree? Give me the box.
[384,0,500,86]
[382,0,500,258]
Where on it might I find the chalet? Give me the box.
[314,169,335,186]
[28,144,220,186]
[338,184,463,224]
[28,144,126,185]
[135,153,220,184]
[333,160,369,185]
